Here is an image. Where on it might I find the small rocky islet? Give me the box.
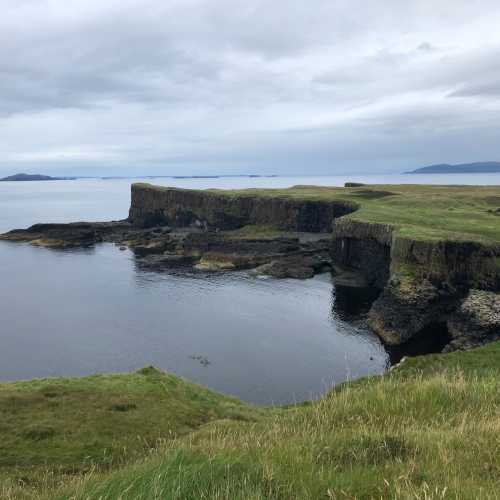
[1,182,499,352]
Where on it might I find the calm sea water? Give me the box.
[1,173,499,404]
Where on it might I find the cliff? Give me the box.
[331,217,500,346]
[128,183,357,232]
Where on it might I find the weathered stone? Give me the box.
[0,222,129,248]
[254,260,314,279]
[367,279,453,345]
[331,217,500,348]
[446,290,500,351]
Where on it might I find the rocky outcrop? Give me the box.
[0,217,333,279]
[446,290,500,351]
[0,221,132,248]
[366,278,455,345]
[253,252,331,279]
[331,217,500,349]
[128,184,357,232]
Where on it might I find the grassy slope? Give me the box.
[0,367,260,499]
[2,344,498,499]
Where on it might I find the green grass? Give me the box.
[138,183,500,244]
[2,344,499,499]
[0,367,260,498]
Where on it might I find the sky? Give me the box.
[1,0,500,177]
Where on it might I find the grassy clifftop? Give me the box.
[134,182,500,243]
[206,184,500,244]
[2,343,499,499]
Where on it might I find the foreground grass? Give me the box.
[2,343,499,499]
[0,367,260,499]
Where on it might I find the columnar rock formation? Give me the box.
[129,184,357,232]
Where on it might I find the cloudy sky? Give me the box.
[1,0,500,177]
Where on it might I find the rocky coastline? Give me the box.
[1,182,499,354]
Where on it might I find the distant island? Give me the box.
[0,173,76,182]
[1,173,279,182]
[406,162,500,174]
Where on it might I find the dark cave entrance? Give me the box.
[387,322,452,364]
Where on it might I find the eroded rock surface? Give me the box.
[0,221,132,248]
[367,278,454,345]
[446,290,500,351]
[0,220,333,279]
[331,217,500,350]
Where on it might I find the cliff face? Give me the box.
[129,184,357,232]
[390,238,500,291]
[331,219,393,288]
[331,218,500,347]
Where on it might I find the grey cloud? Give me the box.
[449,81,500,98]
[417,42,438,53]
[1,0,500,176]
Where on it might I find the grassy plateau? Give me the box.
[1,343,498,499]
